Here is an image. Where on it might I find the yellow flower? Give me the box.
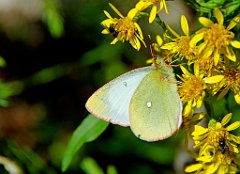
[161,15,196,64]
[211,65,240,104]
[101,3,146,50]
[185,113,240,174]
[178,63,223,117]
[185,144,239,174]
[135,0,168,23]
[178,64,206,116]
[190,8,240,65]
[194,51,216,76]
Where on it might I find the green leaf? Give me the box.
[43,0,64,38]
[80,157,104,174]
[25,63,67,86]
[0,56,6,67]
[0,81,24,107]
[107,165,118,174]
[61,114,109,172]
[8,141,56,174]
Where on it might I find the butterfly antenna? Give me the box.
[169,58,178,65]
[165,57,187,67]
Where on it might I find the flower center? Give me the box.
[224,67,240,93]
[179,75,205,102]
[176,36,195,58]
[225,68,239,82]
[114,18,136,41]
[205,24,234,50]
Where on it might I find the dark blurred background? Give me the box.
[0,0,195,173]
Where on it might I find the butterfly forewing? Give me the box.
[85,66,153,126]
[129,68,182,141]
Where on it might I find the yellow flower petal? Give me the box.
[194,63,199,77]
[192,99,197,107]
[192,112,205,122]
[109,3,124,18]
[101,19,113,26]
[203,75,224,84]
[127,8,138,19]
[202,46,213,59]
[110,38,118,44]
[213,49,220,65]
[232,145,239,153]
[197,41,207,54]
[104,10,113,19]
[217,165,226,174]
[181,15,189,36]
[193,140,202,148]
[199,17,214,27]
[149,5,157,23]
[162,0,168,14]
[156,35,163,46]
[185,163,203,172]
[159,0,164,12]
[221,113,232,126]
[101,29,110,34]
[134,23,144,41]
[166,24,180,38]
[214,8,224,25]
[199,144,215,155]
[206,162,219,174]
[183,101,192,116]
[234,94,240,104]
[229,134,240,144]
[192,125,208,136]
[225,47,236,62]
[160,43,173,50]
[227,16,240,30]
[230,40,240,49]
[196,155,212,162]
[196,98,203,109]
[226,121,240,131]
[190,32,204,47]
[135,1,151,11]
[130,37,141,50]
[216,87,229,100]
[180,65,190,75]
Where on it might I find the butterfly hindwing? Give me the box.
[129,67,182,141]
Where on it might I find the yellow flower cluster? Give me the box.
[154,9,240,128]
[101,1,169,50]
[101,3,146,51]
[100,1,240,173]
[185,114,240,174]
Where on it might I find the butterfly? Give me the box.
[85,58,182,141]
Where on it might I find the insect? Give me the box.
[108,25,119,37]
[85,58,182,141]
[219,137,228,154]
